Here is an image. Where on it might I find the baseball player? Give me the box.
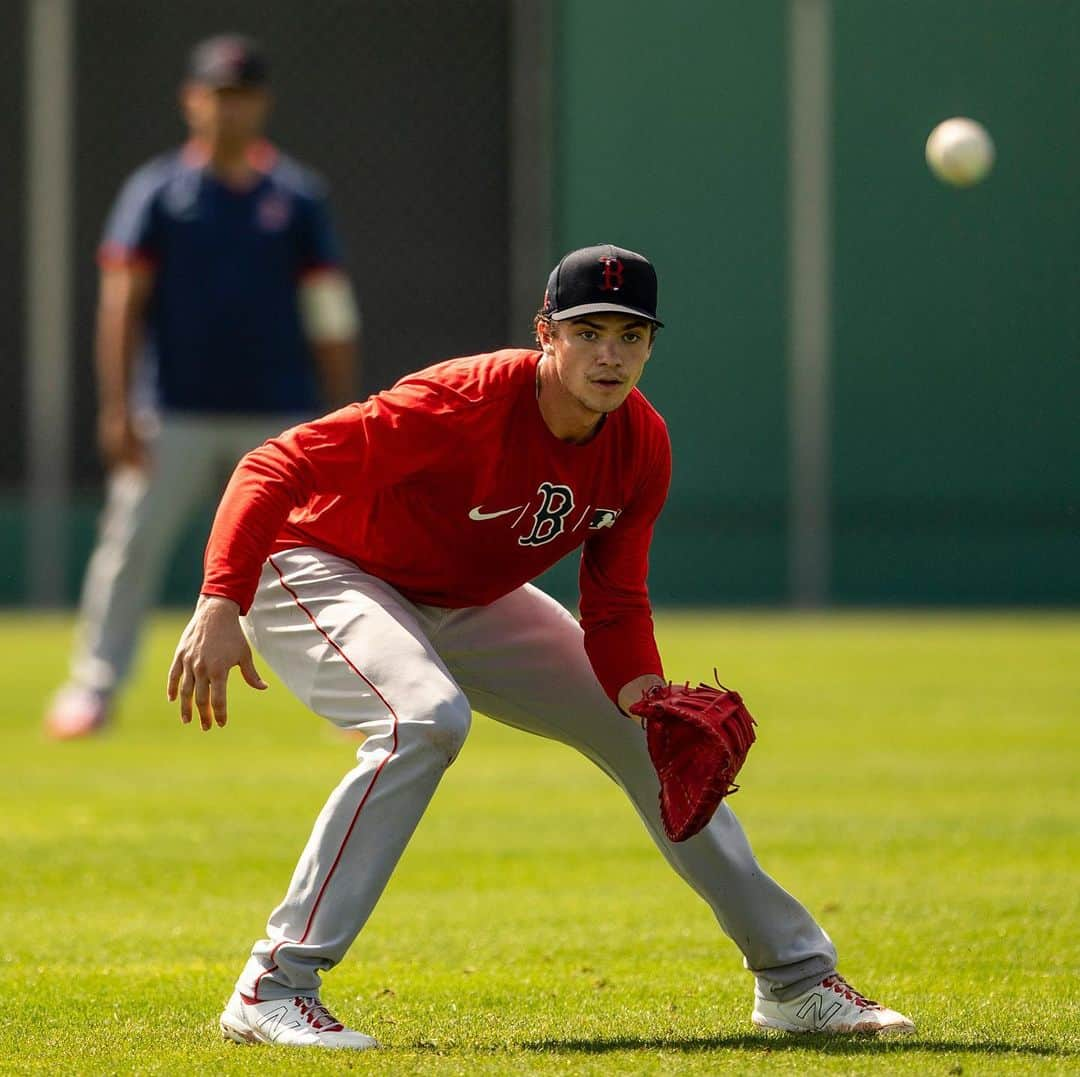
[46,35,360,739]
[168,245,915,1049]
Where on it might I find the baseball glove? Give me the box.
[629,680,757,843]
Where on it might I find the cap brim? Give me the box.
[549,302,664,328]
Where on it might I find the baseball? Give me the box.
[925,117,995,187]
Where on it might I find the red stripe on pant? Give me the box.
[251,554,400,1001]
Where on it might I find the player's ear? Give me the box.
[179,81,205,128]
[535,316,554,352]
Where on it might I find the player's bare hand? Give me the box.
[98,409,148,470]
[618,673,667,719]
[167,595,267,731]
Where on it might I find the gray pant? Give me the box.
[69,412,303,694]
[236,547,837,1005]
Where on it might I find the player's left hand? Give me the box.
[167,595,268,730]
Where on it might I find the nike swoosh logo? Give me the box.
[468,505,524,521]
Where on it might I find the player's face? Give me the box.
[182,84,271,148]
[544,314,655,418]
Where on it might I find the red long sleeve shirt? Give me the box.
[201,348,671,703]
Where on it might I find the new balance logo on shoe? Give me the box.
[795,993,843,1030]
[254,1003,298,1036]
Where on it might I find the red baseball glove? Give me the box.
[629,680,757,842]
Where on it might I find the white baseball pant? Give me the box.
[235,546,838,1004]
[69,412,306,695]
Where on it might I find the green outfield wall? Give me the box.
[548,0,1080,605]
[545,0,791,606]
[5,1,1077,608]
[829,0,1080,603]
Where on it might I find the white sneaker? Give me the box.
[220,991,378,1049]
[44,686,111,740]
[752,973,915,1035]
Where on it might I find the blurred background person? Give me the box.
[44,33,360,739]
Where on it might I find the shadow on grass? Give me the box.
[521,1034,1070,1057]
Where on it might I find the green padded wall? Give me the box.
[553,0,1079,604]
[830,0,1080,602]
[13,2,1076,608]
[549,0,790,604]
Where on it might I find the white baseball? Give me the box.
[925,117,995,187]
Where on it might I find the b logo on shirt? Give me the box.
[519,482,575,547]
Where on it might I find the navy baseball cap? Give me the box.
[188,34,269,88]
[542,244,663,327]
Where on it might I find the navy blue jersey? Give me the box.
[99,141,347,414]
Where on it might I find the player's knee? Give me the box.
[415,691,472,764]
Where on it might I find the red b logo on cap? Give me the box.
[599,256,624,292]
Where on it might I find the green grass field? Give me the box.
[5,610,1078,1074]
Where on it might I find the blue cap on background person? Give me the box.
[188,34,269,88]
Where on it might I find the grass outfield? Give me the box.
[5,610,1078,1075]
